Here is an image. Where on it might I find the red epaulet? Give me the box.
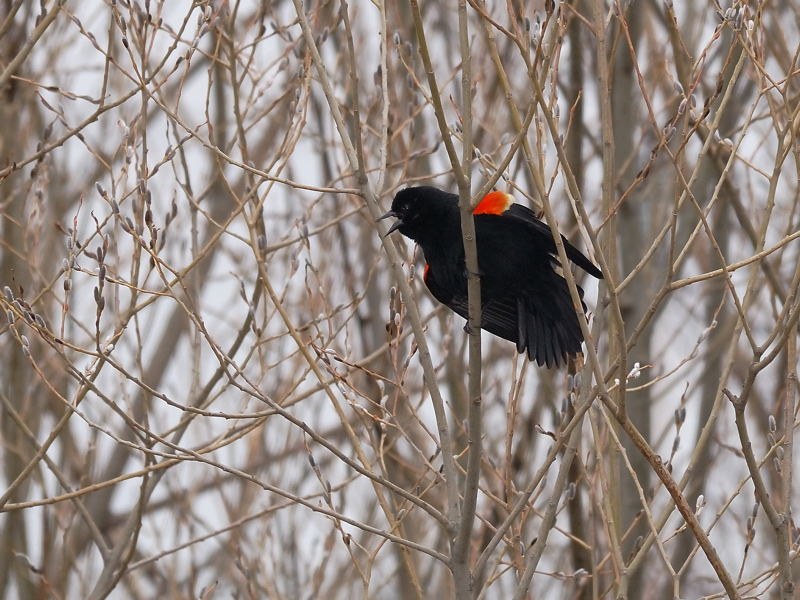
[474,191,513,215]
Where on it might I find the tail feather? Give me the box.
[530,307,544,365]
[516,299,527,355]
[542,310,561,367]
[520,276,587,367]
[424,261,590,367]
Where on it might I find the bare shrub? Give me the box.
[0,1,798,598]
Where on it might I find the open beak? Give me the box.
[378,210,403,236]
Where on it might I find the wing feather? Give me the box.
[502,204,603,279]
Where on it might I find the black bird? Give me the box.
[381,186,603,367]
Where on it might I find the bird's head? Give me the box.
[379,186,457,243]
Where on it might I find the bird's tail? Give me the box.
[517,274,586,368]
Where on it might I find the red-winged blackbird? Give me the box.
[381,186,603,367]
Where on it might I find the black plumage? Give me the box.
[382,186,602,367]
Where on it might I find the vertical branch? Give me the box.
[406,2,485,595]
[781,334,796,595]
[590,0,625,416]
[374,0,390,195]
[452,0,483,593]
[588,5,625,596]
[407,0,468,187]
[587,407,628,596]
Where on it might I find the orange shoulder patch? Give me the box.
[473,191,513,215]
[423,263,430,282]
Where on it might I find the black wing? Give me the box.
[425,264,585,367]
[504,204,603,279]
[514,271,586,367]
[424,266,517,343]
